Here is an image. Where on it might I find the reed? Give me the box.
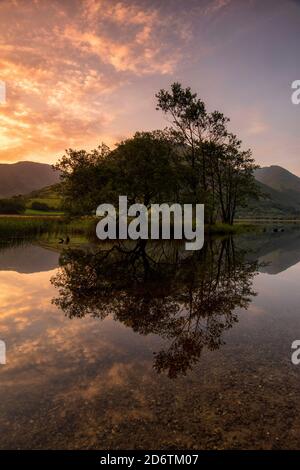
[0,216,96,239]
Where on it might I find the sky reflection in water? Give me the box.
[1,232,300,449]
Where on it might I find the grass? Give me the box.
[0,213,259,242]
[206,222,258,234]
[23,184,63,212]
[25,197,62,209]
[0,216,96,239]
[24,209,64,216]
[0,217,58,238]
[26,197,62,209]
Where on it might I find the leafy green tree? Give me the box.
[156,83,228,206]
[108,131,181,207]
[30,201,51,211]
[54,83,259,225]
[0,197,25,214]
[54,144,112,215]
[209,135,259,224]
[54,131,181,214]
[156,82,259,224]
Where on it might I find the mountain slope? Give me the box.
[239,165,300,217]
[0,161,60,198]
[255,165,300,193]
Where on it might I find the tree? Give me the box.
[156,82,259,224]
[54,82,259,225]
[156,83,229,207]
[108,130,180,207]
[54,144,112,215]
[30,201,51,212]
[0,197,25,214]
[54,131,181,215]
[210,135,259,224]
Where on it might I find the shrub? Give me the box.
[30,201,51,211]
[0,198,26,214]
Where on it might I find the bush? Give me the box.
[0,198,26,214]
[30,201,51,211]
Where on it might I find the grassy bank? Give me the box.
[0,216,96,239]
[24,209,64,216]
[0,215,259,240]
[206,222,258,234]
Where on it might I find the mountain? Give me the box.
[0,161,60,198]
[0,244,59,273]
[254,165,300,193]
[239,165,300,217]
[1,161,300,217]
[240,228,300,274]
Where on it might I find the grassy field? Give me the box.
[26,196,62,209]
[23,184,63,214]
[24,209,64,216]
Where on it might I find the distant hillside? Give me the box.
[24,184,62,211]
[0,161,60,198]
[239,165,300,218]
[255,165,300,193]
[25,184,61,200]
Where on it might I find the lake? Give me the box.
[1,229,300,449]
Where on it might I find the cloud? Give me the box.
[0,0,190,162]
[247,117,269,136]
[204,0,233,16]
[0,0,288,168]
[63,1,184,76]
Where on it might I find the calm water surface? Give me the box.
[1,231,300,449]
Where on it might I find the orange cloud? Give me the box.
[0,0,192,163]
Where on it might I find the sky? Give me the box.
[0,0,299,173]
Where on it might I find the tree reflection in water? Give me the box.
[51,238,258,378]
